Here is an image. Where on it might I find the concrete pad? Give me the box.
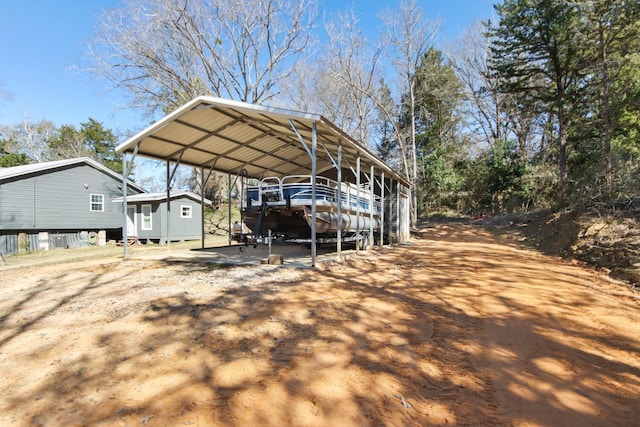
[126,241,366,268]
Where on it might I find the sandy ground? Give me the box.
[0,224,639,426]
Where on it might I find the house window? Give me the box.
[181,205,192,218]
[90,194,104,211]
[141,204,152,230]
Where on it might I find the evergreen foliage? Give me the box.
[0,138,30,167]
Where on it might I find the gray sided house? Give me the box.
[114,191,211,244]
[0,157,144,255]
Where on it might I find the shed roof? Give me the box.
[116,96,410,186]
[113,190,212,205]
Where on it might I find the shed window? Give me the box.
[181,205,192,218]
[90,194,104,211]
[141,204,152,230]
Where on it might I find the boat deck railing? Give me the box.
[243,175,382,214]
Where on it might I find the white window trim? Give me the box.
[90,194,104,212]
[141,204,153,230]
[180,204,192,219]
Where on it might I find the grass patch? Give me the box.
[205,203,242,236]
[205,261,235,270]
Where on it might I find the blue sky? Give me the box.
[0,0,496,137]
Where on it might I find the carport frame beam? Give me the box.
[121,142,140,258]
[289,119,318,267]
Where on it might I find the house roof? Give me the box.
[0,157,146,193]
[116,96,410,187]
[113,190,212,205]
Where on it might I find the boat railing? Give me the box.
[244,175,381,213]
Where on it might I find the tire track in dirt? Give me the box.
[398,244,503,426]
[423,224,640,426]
[1,224,638,426]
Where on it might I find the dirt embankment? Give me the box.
[478,200,640,287]
[0,223,639,426]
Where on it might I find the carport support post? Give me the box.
[380,172,385,247]
[336,143,342,260]
[369,165,374,248]
[311,123,317,267]
[396,181,401,242]
[200,166,205,249]
[122,154,129,257]
[228,173,232,246]
[166,161,171,250]
[389,178,395,243]
[356,156,361,253]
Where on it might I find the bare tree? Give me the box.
[46,124,91,161]
[381,0,439,227]
[448,21,545,164]
[323,9,383,147]
[288,8,383,150]
[289,57,356,132]
[87,0,317,115]
[447,22,504,147]
[3,111,57,163]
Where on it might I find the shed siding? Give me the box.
[168,199,203,240]
[131,197,203,242]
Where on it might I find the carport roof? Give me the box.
[116,96,409,186]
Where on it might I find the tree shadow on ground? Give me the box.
[2,223,639,426]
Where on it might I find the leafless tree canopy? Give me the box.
[1,112,57,163]
[289,8,382,148]
[447,21,547,162]
[87,0,317,115]
[381,0,439,226]
[447,22,501,147]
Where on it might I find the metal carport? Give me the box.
[116,96,411,266]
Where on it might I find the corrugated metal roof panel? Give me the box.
[116,96,410,186]
[156,120,206,142]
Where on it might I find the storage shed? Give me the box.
[113,190,212,244]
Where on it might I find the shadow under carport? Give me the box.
[125,241,366,268]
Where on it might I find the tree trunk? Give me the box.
[597,19,613,196]
[557,102,568,206]
[410,79,418,228]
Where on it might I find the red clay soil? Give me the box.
[0,223,638,426]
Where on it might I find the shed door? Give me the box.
[126,206,137,237]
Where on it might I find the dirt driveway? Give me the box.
[0,224,639,426]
